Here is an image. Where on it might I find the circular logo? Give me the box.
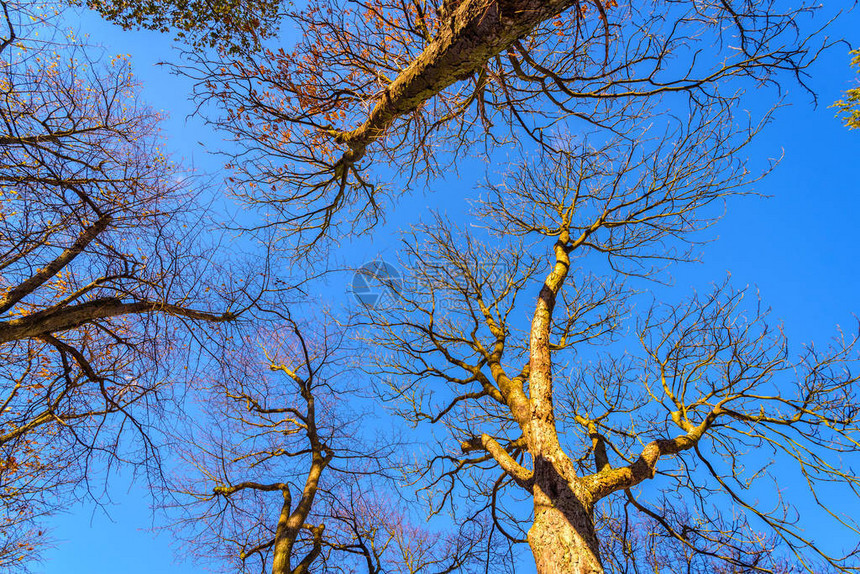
[351,260,402,308]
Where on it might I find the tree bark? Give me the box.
[525,230,604,573]
[528,461,604,574]
[335,0,580,164]
[271,491,294,574]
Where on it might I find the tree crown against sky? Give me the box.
[163,315,506,574]
[152,0,828,250]
[0,2,249,568]
[362,132,860,572]
[4,0,859,573]
[76,0,285,53]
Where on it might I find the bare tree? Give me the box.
[170,0,822,245]
[362,115,860,573]
[167,314,496,574]
[0,2,240,566]
[65,0,857,571]
[168,319,349,573]
[323,480,505,574]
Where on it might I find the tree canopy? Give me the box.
[0,2,241,566]
[75,0,284,53]
[1,1,858,573]
[176,0,821,247]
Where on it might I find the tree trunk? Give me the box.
[336,0,580,161]
[271,492,294,574]
[528,461,604,574]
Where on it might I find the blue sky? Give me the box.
[36,4,860,574]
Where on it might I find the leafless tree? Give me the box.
[63,0,858,571]
[322,479,507,574]
[0,2,241,566]
[171,0,824,246]
[362,115,860,573]
[166,314,499,574]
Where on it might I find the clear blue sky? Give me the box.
[37,5,860,574]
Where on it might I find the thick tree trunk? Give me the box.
[528,465,604,574]
[336,0,580,162]
[271,491,294,574]
[524,230,603,573]
[529,506,603,574]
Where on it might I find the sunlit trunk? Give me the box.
[271,492,294,574]
[528,464,604,574]
[525,231,604,573]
